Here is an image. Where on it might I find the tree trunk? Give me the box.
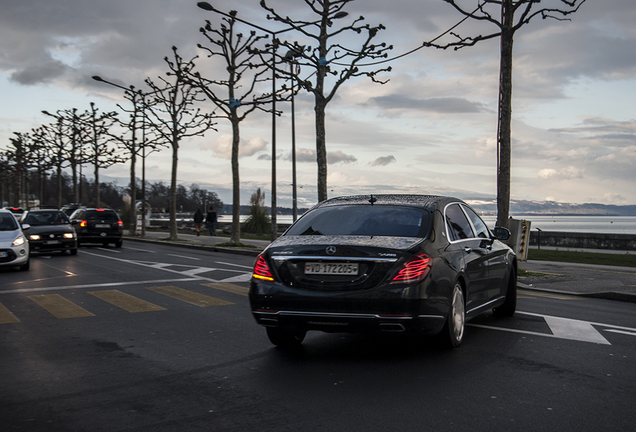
[496,0,514,229]
[129,151,136,234]
[315,13,329,203]
[230,116,241,244]
[169,134,179,241]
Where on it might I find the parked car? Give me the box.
[21,209,78,255]
[0,209,30,271]
[249,195,517,348]
[69,208,124,247]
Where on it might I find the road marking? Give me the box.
[202,282,249,297]
[168,254,201,261]
[89,290,166,313]
[543,315,610,345]
[470,311,629,345]
[0,302,20,324]
[604,329,636,337]
[79,250,250,283]
[147,286,234,307]
[28,294,95,319]
[0,278,198,295]
[216,261,253,270]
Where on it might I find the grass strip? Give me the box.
[528,249,636,268]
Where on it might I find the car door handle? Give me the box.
[464,247,472,253]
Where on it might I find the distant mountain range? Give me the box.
[224,199,636,217]
[464,199,636,216]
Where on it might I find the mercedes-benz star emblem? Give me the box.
[325,246,337,255]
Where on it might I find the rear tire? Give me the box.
[493,269,517,318]
[266,327,306,348]
[441,283,465,348]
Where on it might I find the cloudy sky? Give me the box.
[1,0,635,209]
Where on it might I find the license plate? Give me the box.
[46,240,61,245]
[305,262,359,275]
[95,224,110,228]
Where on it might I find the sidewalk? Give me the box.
[125,231,636,303]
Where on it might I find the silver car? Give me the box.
[0,209,30,271]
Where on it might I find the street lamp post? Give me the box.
[196,2,347,239]
[92,75,148,237]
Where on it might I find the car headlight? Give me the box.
[63,233,75,239]
[13,235,26,246]
[30,234,41,241]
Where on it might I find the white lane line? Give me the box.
[216,261,253,270]
[0,278,199,295]
[168,254,201,261]
[604,329,636,337]
[78,250,252,284]
[121,246,157,253]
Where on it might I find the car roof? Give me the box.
[314,194,464,210]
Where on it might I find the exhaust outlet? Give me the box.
[379,323,406,332]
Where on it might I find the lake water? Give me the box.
[216,215,636,235]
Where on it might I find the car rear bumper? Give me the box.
[251,309,446,334]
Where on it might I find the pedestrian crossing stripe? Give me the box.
[202,282,249,297]
[0,302,20,324]
[146,285,234,307]
[1,283,245,323]
[28,294,95,319]
[89,290,166,313]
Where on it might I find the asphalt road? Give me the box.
[1,242,635,431]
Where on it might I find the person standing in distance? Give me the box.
[206,206,218,236]
[193,208,204,236]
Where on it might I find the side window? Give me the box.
[462,205,490,239]
[445,204,475,241]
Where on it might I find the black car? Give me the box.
[22,209,78,255]
[69,208,124,247]
[250,195,517,348]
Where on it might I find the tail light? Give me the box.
[117,220,123,228]
[80,220,88,228]
[390,253,431,285]
[253,254,274,281]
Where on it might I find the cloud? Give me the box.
[327,150,357,165]
[367,95,487,114]
[537,166,582,181]
[203,134,267,159]
[369,155,396,166]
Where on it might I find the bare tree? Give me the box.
[260,0,392,202]
[41,108,92,204]
[37,118,73,208]
[144,47,217,240]
[86,103,123,207]
[190,13,272,244]
[431,0,586,227]
[105,85,164,233]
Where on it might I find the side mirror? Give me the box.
[492,226,510,241]
[21,223,31,231]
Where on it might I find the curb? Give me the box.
[124,236,263,258]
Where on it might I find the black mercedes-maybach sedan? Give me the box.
[250,195,517,348]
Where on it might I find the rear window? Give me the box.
[285,205,430,238]
[23,211,70,226]
[86,210,119,221]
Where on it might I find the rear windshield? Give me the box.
[86,211,119,221]
[286,205,430,238]
[23,211,70,226]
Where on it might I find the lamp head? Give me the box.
[197,2,214,11]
